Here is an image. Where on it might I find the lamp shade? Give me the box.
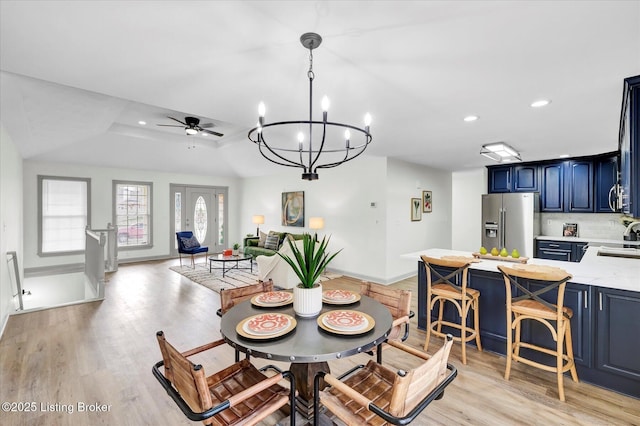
[309,217,325,230]
[252,215,265,225]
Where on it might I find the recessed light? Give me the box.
[138,120,147,125]
[559,154,570,158]
[531,99,551,108]
[463,115,479,122]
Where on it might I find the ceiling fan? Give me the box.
[157,116,224,137]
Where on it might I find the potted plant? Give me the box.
[232,243,241,255]
[278,234,341,317]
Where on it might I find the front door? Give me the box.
[170,185,227,256]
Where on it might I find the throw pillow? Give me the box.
[180,235,200,249]
[264,234,280,250]
[258,231,268,247]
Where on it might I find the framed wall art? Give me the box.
[422,190,432,213]
[411,198,422,221]
[281,191,305,227]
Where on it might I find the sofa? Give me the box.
[255,238,306,289]
[243,231,305,258]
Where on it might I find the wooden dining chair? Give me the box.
[153,331,296,426]
[421,255,482,365]
[217,279,274,316]
[313,335,456,426]
[216,279,274,361]
[360,281,413,363]
[498,264,579,401]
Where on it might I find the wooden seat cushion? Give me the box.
[205,359,290,426]
[320,360,397,426]
[432,283,479,300]
[512,299,573,320]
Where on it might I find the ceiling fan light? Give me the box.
[185,128,198,135]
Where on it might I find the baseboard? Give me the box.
[24,263,84,277]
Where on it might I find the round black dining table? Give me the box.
[219,294,393,417]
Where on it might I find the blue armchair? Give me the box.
[176,231,209,268]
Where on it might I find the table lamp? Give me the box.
[252,215,265,236]
[309,217,324,241]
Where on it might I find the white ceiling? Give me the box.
[1,1,639,179]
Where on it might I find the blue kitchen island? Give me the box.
[405,247,640,399]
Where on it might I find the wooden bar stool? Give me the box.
[421,255,482,365]
[498,264,579,401]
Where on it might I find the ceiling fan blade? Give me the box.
[200,122,215,128]
[167,116,187,125]
[200,128,224,137]
[156,124,184,128]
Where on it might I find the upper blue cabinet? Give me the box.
[487,165,538,193]
[620,75,640,217]
[595,154,620,213]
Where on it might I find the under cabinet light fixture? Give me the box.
[480,142,521,163]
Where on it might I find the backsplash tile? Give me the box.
[540,213,627,240]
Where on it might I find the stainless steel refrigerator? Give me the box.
[481,192,540,258]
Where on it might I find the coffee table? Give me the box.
[208,253,253,277]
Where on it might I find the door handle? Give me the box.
[599,292,603,311]
[583,290,588,309]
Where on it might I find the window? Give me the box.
[113,181,152,249]
[38,176,91,256]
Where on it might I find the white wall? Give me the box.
[451,168,487,251]
[22,161,241,270]
[385,159,452,282]
[239,156,389,282]
[1,124,24,330]
[240,156,453,284]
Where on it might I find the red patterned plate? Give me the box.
[322,310,368,331]
[256,291,293,305]
[243,314,290,335]
[323,289,356,302]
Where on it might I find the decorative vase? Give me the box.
[293,282,323,317]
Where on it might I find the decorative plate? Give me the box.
[251,291,293,307]
[236,313,296,340]
[317,311,375,336]
[322,289,361,305]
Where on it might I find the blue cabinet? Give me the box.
[535,239,588,263]
[595,154,619,212]
[540,162,564,211]
[566,160,593,212]
[594,287,640,396]
[620,75,640,217]
[539,160,594,212]
[488,166,512,193]
[487,165,539,193]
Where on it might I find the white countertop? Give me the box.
[402,248,640,292]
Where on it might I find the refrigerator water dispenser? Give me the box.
[485,222,498,238]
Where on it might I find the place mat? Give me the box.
[251,291,293,307]
[236,313,296,340]
[472,253,529,263]
[317,310,375,336]
[322,289,361,305]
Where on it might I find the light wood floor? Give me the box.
[1,259,638,425]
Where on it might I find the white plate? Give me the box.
[242,314,290,336]
[322,311,368,331]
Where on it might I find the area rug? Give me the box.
[170,262,341,294]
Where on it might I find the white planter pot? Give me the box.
[293,282,323,317]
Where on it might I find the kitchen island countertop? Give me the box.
[402,247,640,292]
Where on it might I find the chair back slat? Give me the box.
[220,280,274,314]
[393,336,453,416]
[360,281,411,320]
[156,332,212,413]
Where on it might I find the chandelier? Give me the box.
[248,32,372,180]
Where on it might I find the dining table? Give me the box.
[219,292,393,419]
